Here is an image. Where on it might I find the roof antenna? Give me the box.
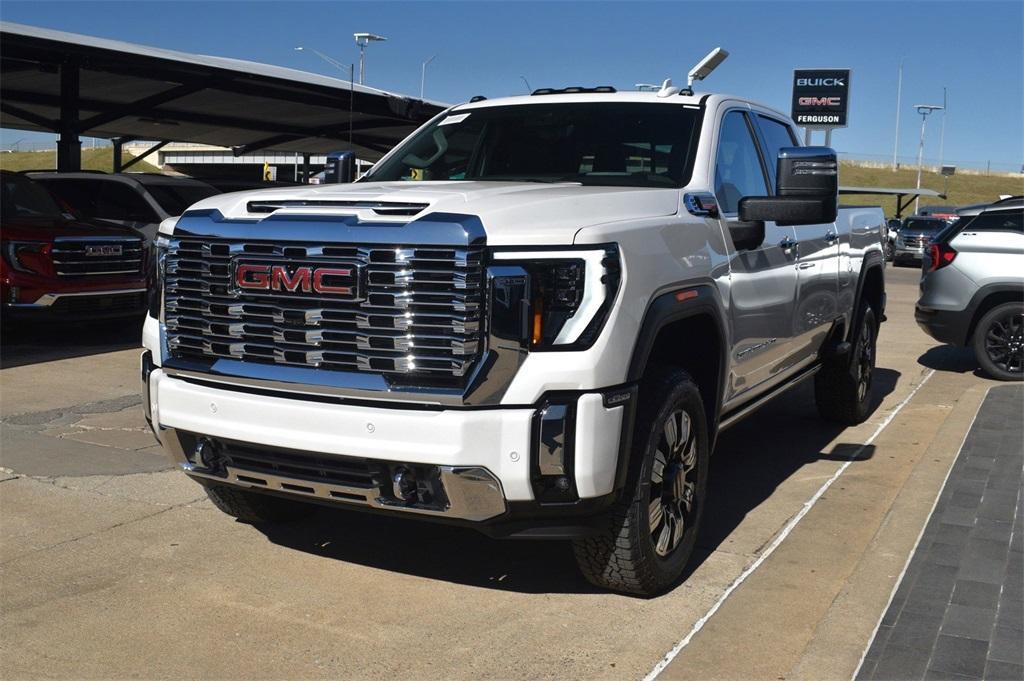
[656,78,680,98]
[681,47,729,95]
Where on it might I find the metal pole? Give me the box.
[420,54,436,100]
[804,128,812,146]
[915,111,928,214]
[358,43,365,84]
[824,129,832,148]
[349,64,355,144]
[938,86,947,168]
[892,58,903,171]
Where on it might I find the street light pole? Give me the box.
[420,54,436,100]
[294,46,349,75]
[938,86,948,168]
[353,33,387,85]
[892,58,903,171]
[913,104,943,214]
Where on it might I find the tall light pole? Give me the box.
[938,86,948,168]
[892,58,904,171]
[420,54,436,100]
[914,104,943,214]
[353,32,386,85]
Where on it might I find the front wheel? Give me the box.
[572,368,709,596]
[973,302,1024,381]
[815,302,878,425]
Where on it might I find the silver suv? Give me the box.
[916,197,1024,380]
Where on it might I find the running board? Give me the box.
[718,364,821,431]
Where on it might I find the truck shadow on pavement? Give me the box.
[0,318,143,368]
[254,367,899,595]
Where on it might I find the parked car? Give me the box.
[917,205,959,223]
[916,197,1023,380]
[141,87,887,596]
[893,216,948,266]
[885,218,902,260]
[1,171,148,321]
[29,172,219,243]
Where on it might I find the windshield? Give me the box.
[367,102,704,188]
[1,174,64,220]
[903,219,945,232]
[145,183,220,216]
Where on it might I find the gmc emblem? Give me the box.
[85,245,123,257]
[232,261,362,299]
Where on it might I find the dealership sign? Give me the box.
[791,69,851,129]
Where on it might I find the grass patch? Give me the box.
[840,162,1022,217]
[0,148,160,173]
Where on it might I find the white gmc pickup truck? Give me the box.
[142,84,886,595]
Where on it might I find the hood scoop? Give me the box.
[246,199,429,217]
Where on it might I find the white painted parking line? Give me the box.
[643,369,937,681]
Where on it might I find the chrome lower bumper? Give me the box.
[160,426,507,523]
[9,287,147,308]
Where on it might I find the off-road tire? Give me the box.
[204,483,314,524]
[572,367,709,596]
[815,301,878,425]
[972,301,1024,381]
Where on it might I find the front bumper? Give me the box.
[893,245,926,263]
[142,353,632,537]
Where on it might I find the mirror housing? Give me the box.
[739,146,838,226]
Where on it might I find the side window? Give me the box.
[96,183,157,222]
[755,115,799,192]
[714,111,769,214]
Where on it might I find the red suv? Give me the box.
[1,171,149,321]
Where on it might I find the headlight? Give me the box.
[148,236,169,319]
[490,245,620,351]
[3,241,51,274]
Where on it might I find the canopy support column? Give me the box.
[57,61,81,172]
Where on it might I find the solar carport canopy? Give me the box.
[0,22,447,167]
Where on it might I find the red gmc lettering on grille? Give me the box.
[235,264,354,295]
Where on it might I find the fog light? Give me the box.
[193,437,220,469]
[392,467,417,502]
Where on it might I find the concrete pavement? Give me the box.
[0,267,1014,680]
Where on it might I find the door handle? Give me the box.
[798,262,816,269]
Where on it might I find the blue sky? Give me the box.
[2,1,1022,170]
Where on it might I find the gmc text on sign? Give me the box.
[791,69,851,129]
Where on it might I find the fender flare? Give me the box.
[626,283,730,428]
[848,251,886,342]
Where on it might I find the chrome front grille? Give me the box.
[52,237,144,276]
[163,238,485,380]
[902,235,930,249]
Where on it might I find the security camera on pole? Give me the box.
[353,32,386,85]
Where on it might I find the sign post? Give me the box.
[792,68,851,147]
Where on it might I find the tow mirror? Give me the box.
[739,146,838,226]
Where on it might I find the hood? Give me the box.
[1,215,144,242]
[186,181,681,245]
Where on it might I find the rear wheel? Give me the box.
[815,302,878,425]
[572,368,709,596]
[973,302,1024,381]
[204,484,314,524]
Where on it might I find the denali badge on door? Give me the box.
[231,261,363,300]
